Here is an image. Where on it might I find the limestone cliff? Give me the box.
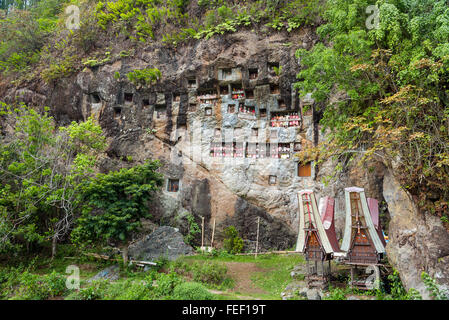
[1,27,448,296]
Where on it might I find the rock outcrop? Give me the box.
[128,226,194,261]
[383,170,449,299]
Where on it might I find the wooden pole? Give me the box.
[211,219,216,248]
[255,217,260,258]
[201,216,205,248]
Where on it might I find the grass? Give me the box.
[0,245,308,300]
[179,252,305,299]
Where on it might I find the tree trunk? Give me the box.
[122,246,129,267]
[51,235,57,260]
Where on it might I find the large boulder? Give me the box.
[128,226,195,261]
[383,170,449,299]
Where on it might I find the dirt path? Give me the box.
[222,262,268,297]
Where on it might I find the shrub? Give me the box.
[173,282,214,300]
[108,280,153,300]
[223,226,243,254]
[191,261,227,286]
[127,68,161,86]
[67,280,107,300]
[184,213,200,247]
[154,272,182,297]
[422,272,448,300]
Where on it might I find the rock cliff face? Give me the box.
[2,28,448,294]
[383,170,449,299]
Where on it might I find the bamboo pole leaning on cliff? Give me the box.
[211,219,216,248]
[255,217,260,259]
[201,216,205,248]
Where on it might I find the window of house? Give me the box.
[167,179,180,192]
[214,128,221,137]
[227,104,235,113]
[189,103,197,111]
[294,142,302,152]
[260,109,267,118]
[124,92,133,103]
[249,68,258,79]
[142,99,150,107]
[298,162,312,177]
[173,93,180,102]
[268,175,277,185]
[205,107,212,116]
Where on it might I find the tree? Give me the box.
[0,103,106,256]
[71,161,164,265]
[295,0,449,215]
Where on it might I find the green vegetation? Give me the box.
[295,0,449,217]
[183,213,201,247]
[222,226,243,254]
[0,103,106,256]
[126,67,162,86]
[71,160,163,264]
[422,271,449,300]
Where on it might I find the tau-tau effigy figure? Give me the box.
[296,190,340,287]
[341,187,387,289]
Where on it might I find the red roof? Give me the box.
[320,196,341,253]
[367,198,387,247]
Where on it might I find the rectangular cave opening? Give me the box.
[221,68,232,79]
[173,93,180,102]
[270,84,280,94]
[249,68,258,80]
[298,162,312,177]
[278,98,287,109]
[113,106,122,118]
[187,78,197,88]
[268,62,280,75]
[239,103,255,115]
[124,92,133,103]
[189,103,197,111]
[91,92,101,104]
[155,104,166,119]
[270,143,291,159]
[142,99,150,107]
[231,84,245,99]
[220,85,229,95]
[167,178,180,192]
[302,105,313,116]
